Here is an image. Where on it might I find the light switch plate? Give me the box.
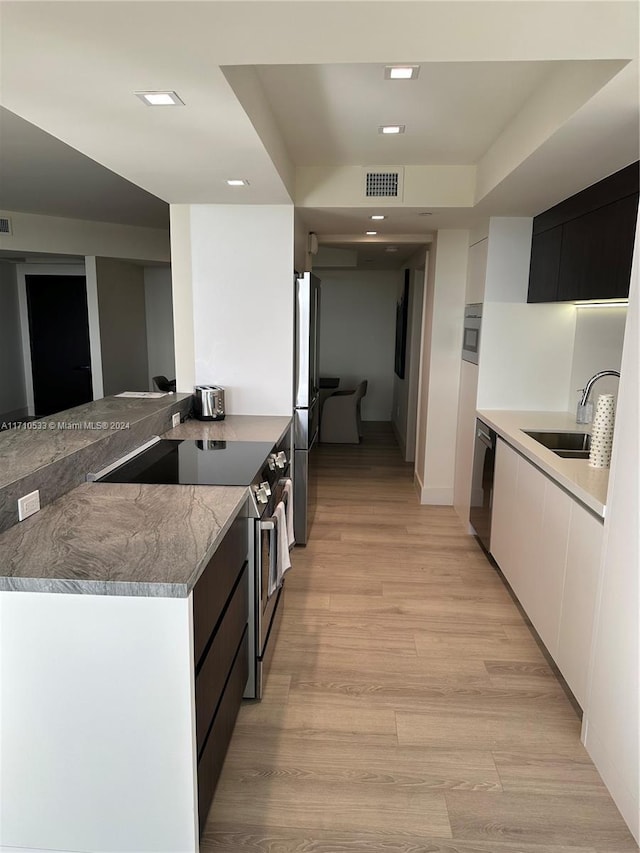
[172,413,181,428]
[18,489,40,521]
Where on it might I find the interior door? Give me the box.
[26,275,93,417]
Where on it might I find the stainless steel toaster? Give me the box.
[193,385,226,421]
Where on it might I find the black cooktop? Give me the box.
[97,439,276,486]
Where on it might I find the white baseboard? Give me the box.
[582,718,640,844]
[413,471,453,505]
[419,487,454,505]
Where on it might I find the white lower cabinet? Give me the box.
[491,438,603,708]
[557,504,603,707]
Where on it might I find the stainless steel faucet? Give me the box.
[579,370,621,407]
[576,370,621,423]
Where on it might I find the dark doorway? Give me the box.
[25,275,93,417]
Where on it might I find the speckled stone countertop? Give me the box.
[477,409,609,518]
[163,414,291,444]
[0,482,249,597]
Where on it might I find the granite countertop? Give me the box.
[0,482,249,597]
[0,393,192,489]
[0,412,292,597]
[163,414,291,444]
[477,409,609,518]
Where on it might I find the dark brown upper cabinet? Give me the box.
[527,162,639,303]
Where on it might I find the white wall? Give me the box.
[477,217,578,411]
[0,209,169,262]
[186,204,294,416]
[318,269,399,421]
[96,258,149,395]
[415,230,469,505]
[144,267,175,389]
[478,302,576,410]
[583,224,639,844]
[570,305,627,407]
[0,262,27,421]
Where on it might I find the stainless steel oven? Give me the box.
[251,471,290,699]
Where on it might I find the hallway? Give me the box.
[201,423,637,852]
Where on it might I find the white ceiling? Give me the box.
[253,61,562,166]
[0,0,638,264]
[0,107,168,228]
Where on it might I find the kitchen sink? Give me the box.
[523,430,591,459]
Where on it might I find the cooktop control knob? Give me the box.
[260,480,271,496]
[275,451,287,468]
[267,454,277,471]
[254,485,269,504]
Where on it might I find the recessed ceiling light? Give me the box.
[135,91,184,106]
[370,215,386,221]
[385,65,420,80]
[226,179,250,187]
[379,125,405,135]
[366,231,378,236]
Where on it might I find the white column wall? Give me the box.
[186,204,294,415]
[415,230,469,505]
[170,206,196,394]
[582,223,639,844]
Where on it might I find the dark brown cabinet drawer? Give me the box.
[195,562,248,756]
[197,627,248,833]
[193,514,248,668]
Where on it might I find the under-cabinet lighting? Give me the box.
[385,66,420,80]
[135,91,184,106]
[575,300,629,308]
[226,179,250,186]
[379,125,405,135]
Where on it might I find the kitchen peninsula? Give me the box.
[0,403,291,853]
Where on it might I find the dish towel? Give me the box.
[282,478,295,548]
[274,501,292,589]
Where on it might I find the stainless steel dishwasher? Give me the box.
[469,419,496,553]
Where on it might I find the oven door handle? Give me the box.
[260,518,277,596]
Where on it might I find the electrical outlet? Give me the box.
[172,413,181,428]
[18,489,40,521]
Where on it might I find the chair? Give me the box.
[320,380,368,444]
[152,375,177,393]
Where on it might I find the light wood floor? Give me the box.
[201,422,638,853]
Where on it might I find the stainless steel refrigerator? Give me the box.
[293,272,321,545]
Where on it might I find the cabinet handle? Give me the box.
[477,429,493,447]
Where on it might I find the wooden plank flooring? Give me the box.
[201,422,638,853]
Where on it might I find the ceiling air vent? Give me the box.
[0,217,12,235]
[363,167,404,201]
